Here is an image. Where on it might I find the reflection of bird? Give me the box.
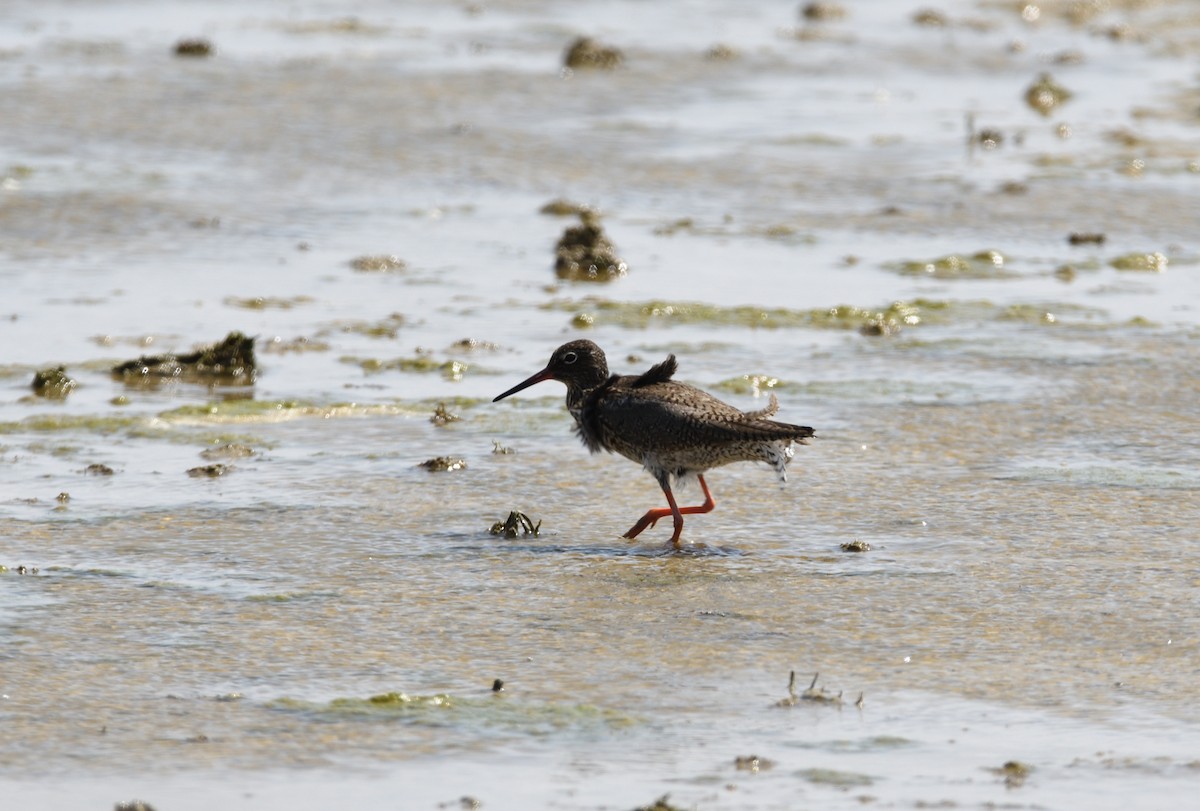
[493,340,814,547]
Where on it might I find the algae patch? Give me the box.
[271,690,638,734]
[563,36,624,70]
[554,214,627,282]
[348,254,407,272]
[419,456,467,472]
[1110,251,1167,272]
[714,374,782,397]
[112,332,256,386]
[31,366,77,399]
[346,354,467,380]
[546,296,949,333]
[187,464,232,478]
[796,767,874,787]
[890,250,1012,280]
[1025,73,1072,116]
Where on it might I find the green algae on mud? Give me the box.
[888,250,1013,280]
[1025,72,1073,116]
[31,366,77,398]
[112,331,257,386]
[1110,251,1168,272]
[418,456,467,471]
[348,254,407,272]
[343,355,468,380]
[0,413,145,435]
[713,374,782,397]
[271,691,639,732]
[331,312,407,339]
[157,399,432,424]
[545,296,1128,332]
[224,295,315,310]
[543,296,955,332]
[554,214,628,282]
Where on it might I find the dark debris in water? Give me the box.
[31,366,77,398]
[173,38,212,58]
[563,36,623,70]
[187,464,231,478]
[431,402,461,426]
[84,463,115,476]
[555,214,627,282]
[776,670,863,708]
[631,795,686,811]
[1111,251,1167,272]
[419,456,467,472]
[1,565,41,575]
[801,3,847,22]
[840,540,872,553]
[489,510,541,538]
[991,759,1034,788]
[545,296,950,333]
[352,354,467,380]
[890,250,1012,280]
[199,443,255,460]
[115,801,158,811]
[112,332,256,386]
[734,754,775,773]
[348,254,407,272]
[540,198,597,218]
[1025,72,1072,116]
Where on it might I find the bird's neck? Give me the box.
[565,373,615,420]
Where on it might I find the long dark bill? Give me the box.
[493,367,554,402]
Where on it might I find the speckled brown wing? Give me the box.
[591,379,812,460]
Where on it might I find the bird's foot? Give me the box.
[622,507,674,539]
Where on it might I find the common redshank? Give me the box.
[493,340,814,547]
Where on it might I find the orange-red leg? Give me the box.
[623,474,716,547]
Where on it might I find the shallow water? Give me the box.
[2,1,1199,809]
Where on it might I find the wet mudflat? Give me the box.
[2,1,1199,809]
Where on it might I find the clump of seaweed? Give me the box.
[348,254,407,272]
[419,457,467,472]
[802,2,847,22]
[540,199,597,218]
[990,760,1033,788]
[173,38,213,58]
[632,796,686,811]
[187,464,231,478]
[1025,73,1072,116]
[555,214,627,282]
[546,296,946,334]
[734,754,775,772]
[351,355,467,380]
[890,250,1011,280]
[31,366,76,399]
[199,443,255,460]
[112,332,256,386]
[563,36,623,70]
[775,671,863,708]
[1111,251,1167,272]
[431,402,461,426]
[489,511,541,538]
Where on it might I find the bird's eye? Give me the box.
[562,351,578,364]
